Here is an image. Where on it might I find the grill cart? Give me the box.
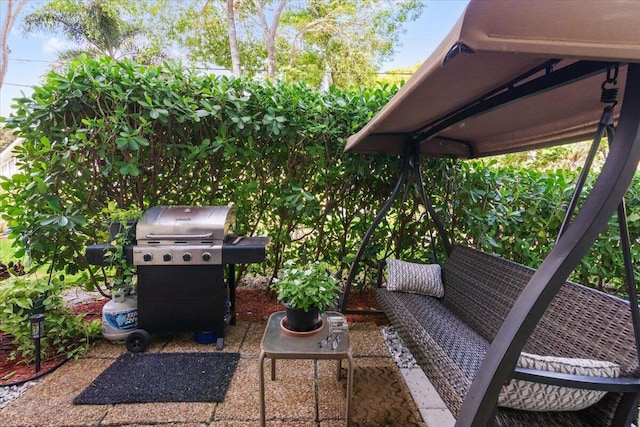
[86,205,269,351]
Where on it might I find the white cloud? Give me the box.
[42,37,75,55]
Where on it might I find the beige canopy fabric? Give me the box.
[345,0,640,158]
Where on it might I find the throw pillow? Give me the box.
[385,258,444,298]
[498,352,620,411]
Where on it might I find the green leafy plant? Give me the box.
[271,261,340,312]
[0,275,101,363]
[100,202,141,295]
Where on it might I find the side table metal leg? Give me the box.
[336,359,342,381]
[345,354,354,427]
[259,352,266,427]
[271,358,276,380]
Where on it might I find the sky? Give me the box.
[0,0,470,118]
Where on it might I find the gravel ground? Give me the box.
[0,382,37,410]
[380,325,418,369]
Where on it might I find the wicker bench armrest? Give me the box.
[513,367,640,393]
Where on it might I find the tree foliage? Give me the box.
[165,0,424,87]
[21,0,166,65]
[19,0,423,86]
[375,62,420,87]
[280,0,424,87]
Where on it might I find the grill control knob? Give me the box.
[163,253,173,262]
[143,253,153,262]
[202,252,212,262]
[183,253,192,262]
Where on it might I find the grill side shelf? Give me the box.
[222,236,270,264]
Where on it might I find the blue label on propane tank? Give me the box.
[104,309,138,330]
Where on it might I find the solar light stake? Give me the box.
[30,313,44,373]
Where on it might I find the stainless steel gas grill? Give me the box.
[133,206,236,266]
[85,205,270,351]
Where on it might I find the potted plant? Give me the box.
[271,260,340,332]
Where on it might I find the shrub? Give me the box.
[0,275,101,363]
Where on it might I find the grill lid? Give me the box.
[136,206,236,244]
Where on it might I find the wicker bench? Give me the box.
[376,244,640,426]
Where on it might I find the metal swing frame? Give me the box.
[339,139,451,314]
[341,59,640,425]
[458,61,640,427]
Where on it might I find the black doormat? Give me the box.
[74,352,240,405]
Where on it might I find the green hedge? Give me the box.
[1,56,398,287]
[423,159,640,294]
[2,56,637,295]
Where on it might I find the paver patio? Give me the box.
[0,320,447,426]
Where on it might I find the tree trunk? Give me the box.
[225,0,241,77]
[254,0,286,79]
[1,0,28,89]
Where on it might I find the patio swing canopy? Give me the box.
[344,0,640,158]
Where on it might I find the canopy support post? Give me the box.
[455,63,640,427]
[551,72,640,424]
[339,142,412,314]
[556,106,614,243]
[610,137,640,369]
[612,202,640,424]
[339,140,451,314]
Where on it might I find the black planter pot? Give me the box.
[284,305,321,332]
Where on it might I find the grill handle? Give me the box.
[144,233,213,239]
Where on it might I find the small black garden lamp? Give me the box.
[30,313,45,373]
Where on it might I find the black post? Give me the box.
[34,338,41,373]
[30,312,45,373]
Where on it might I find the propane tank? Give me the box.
[102,289,138,343]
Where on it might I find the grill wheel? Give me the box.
[125,329,152,353]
